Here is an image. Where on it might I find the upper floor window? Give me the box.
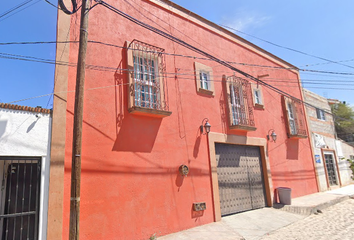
[251,83,264,109]
[126,40,171,117]
[200,71,210,90]
[282,96,307,138]
[254,89,261,104]
[316,108,326,121]
[194,62,214,95]
[224,75,256,131]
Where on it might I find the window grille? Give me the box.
[128,40,169,112]
[227,76,255,129]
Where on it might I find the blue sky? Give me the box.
[1,0,354,108]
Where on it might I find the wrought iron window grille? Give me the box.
[226,76,255,130]
[127,40,169,113]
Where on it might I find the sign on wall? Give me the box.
[315,154,321,163]
[314,133,326,148]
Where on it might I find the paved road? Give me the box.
[261,199,354,240]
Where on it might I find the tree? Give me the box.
[331,102,354,142]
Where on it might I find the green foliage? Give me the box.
[331,103,354,140]
[149,234,157,240]
[348,159,354,180]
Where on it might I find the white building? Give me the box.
[0,103,51,240]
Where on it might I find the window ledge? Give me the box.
[128,106,172,118]
[254,103,264,110]
[230,125,257,131]
[288,134,308,139]
[198,88,214,96]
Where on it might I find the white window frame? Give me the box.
[230,84,243,125]
[126,40,171,117]
[133,54,159,109]
[194,62,214,95]
[254,89,262,105]
[251,83,264,109]
[287,102,297,135]
[199,70,210,91]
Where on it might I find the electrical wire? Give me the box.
[2,51,354,88]
[92,0,353,118]
[0,0,41,23]
[43,0,62,10]
[7,82,130,104]
[58,0,79,15]
[2,39,354,76]
[0,0,34,19]
[220,24,354,70]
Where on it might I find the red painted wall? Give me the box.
[61,1,318,239]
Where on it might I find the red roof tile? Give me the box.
[0,103,51,114]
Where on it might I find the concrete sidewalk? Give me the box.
[158,185,354,240]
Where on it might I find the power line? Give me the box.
[92,0,352,119]
[2,51,354,89]
[0,0,41,23]
[0,51,351,86]
[300,58,354,68]
[220,24,354,70]
[43,0,62,10]
[0,0,34,19]
[1,40,354,76]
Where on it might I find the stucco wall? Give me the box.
[303,89,335,137]
[0,107,51,240]
[304,89,353,190]
[56,1,318,239]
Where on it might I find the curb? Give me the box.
[273,195,350,215]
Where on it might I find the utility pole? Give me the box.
[69,0,90,239]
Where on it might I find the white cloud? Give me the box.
[221,10,271,32]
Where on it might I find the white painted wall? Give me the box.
[0,108,51,240]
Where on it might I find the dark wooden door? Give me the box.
[215,143,266,216]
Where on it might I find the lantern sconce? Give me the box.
[200,118,211,135]
[267,129,277,143]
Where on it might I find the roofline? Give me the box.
[0,103,51,114]
[148,0,299,71]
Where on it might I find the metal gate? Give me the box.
[324,153,338,186]
[0,157,41,240]
[215,143,266,216]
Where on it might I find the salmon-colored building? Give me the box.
[48,0,318,239]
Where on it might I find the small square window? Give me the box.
[200,71,210,90]
[194,62,214,95]
[316,108,326,121]
[251,83,264,109]
[254,89,262,105]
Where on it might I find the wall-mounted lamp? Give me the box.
[267,129,277,143]
[200,118,211,134]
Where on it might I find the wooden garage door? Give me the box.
[215,143,266,216]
